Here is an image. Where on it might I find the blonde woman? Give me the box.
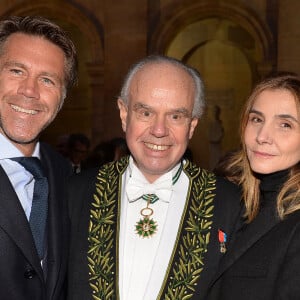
[207,73,300,300]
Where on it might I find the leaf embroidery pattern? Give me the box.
[162,162,216,299]
[88,157,128,300]
[87,158,216,300]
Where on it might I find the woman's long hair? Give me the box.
[228,73,300,222]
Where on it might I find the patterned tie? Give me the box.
[11,157,48,260]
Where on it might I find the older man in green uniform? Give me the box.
[67,55,242,300]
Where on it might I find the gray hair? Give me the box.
[119,55,205,118]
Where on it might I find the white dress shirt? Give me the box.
[119,157,189,300]
[0,133,40,220]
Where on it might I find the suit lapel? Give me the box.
[87,157,129,299]
[211,204,279,284]
[0,166,43,279]
[157,163,217,299]
[39,146,66,298]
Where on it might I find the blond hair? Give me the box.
[229,73,300,222]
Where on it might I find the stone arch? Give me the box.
[150,1,274,74]
[149,1,274,169]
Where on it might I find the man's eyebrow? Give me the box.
[132,102,152,110]
[4,61,63,84]
[171,108,190,115]
[132,103,190,115]
[3,61,25,69]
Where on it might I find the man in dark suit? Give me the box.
[0,16,77,299]
[67,55,242,299]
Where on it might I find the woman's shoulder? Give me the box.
[280,210,300,232]
[213,175,243,218]
[215,175,242,198]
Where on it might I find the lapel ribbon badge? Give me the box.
[218,229,227,253]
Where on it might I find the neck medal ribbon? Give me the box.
[135,162,183,238]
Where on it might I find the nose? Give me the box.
[256,124,273,144]
[17,76,40,99]
[149,115,168,137]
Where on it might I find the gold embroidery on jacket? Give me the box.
[88,157,216,300]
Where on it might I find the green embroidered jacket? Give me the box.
[68,156,242,300]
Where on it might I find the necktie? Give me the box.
[11,157,48,260]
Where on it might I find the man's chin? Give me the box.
[3,132,39,145]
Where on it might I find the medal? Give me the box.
[134,162,183,238]
[218,229,227,253]
[135,204,157,238]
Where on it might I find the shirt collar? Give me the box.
[0,133,40,159]
[128,155,182,185]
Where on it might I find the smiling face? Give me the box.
[0,33,66,155]
[118,62,198,182]
[244,88,300,174]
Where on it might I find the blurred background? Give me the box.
[3,0,297,170]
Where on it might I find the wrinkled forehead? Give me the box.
[151,88,170,98]
[129,62,194,99]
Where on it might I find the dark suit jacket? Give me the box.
[207,202,300,300]
[0,142,71,300]
[67,157,242,300]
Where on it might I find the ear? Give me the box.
[118,98,128,132]
[188,118,198,139]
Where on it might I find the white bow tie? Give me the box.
[126,175,173,203]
